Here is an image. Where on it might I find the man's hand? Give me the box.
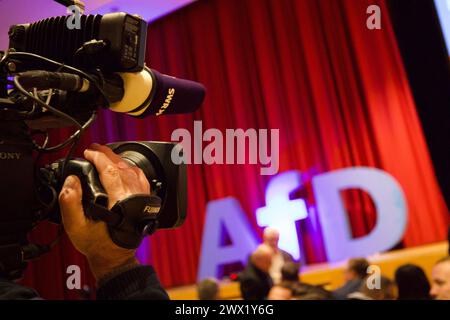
[58,143,151,282]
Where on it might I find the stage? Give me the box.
[167,242,449,300]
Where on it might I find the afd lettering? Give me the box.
[156,88,176,116]
[197,167,408,281]
[0,152,21,160]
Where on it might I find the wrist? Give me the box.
[88,254,139,283]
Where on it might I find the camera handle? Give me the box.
[57,159,161,249]
[86,194,161,249]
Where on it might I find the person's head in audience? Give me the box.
[430,256,450,300]
[395,264,431,300]
[267,285,293,300]
[358,276,397,300]
[281,262,300,283]
[293,291,331,300]
[267,263,300,300]
[344,258,370,282]
[251,244,274,273]
[292,284,334,300]
[197,278,219,300]
[263,227,280,252]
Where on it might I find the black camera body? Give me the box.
[0,115,35,251]
[0,11,199,279]
[0,108,187,278]
[9,12,147,72]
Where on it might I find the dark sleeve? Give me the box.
[0,280,40,300]
[332,286,348,300]
[96,265,169,300]
[240,277,262,300]
[333,280,361,300]
[448,226,450,255]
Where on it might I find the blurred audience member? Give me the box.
[293,289,333,300]
[348,276,397,300]
[395,264,431,300]
[269,262,334,300]
[239,244,274,300]
[197,278,219,300]
[267,262,298,300]
[430,256,450,300]
[448,227,450,255]
[268,285,293,300]
[333,258,370,299]
[280,262,300,285]
[263,227,294,284]
[293,284,334,300]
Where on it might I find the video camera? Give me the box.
[0,11,205,279]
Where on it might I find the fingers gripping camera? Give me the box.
[45,141,187,249]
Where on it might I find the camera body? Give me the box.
[0,108,187,277]
[9,12,147,72]
[0,11,198,279]
[43,141,187,230]
[0,115,35,251]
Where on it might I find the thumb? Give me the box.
[59,175,86,234]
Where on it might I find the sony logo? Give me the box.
[156,88,175,116]
[0,152,21,160]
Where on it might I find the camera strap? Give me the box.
[86,194,162,249]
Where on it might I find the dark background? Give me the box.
[388,0,450,209]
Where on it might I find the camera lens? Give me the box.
[118,150,155,179]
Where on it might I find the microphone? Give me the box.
[109,67,206,118]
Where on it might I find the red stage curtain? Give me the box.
[20,0,448,298]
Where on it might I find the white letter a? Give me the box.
[66,265,81,290]
[366,5,382,30]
